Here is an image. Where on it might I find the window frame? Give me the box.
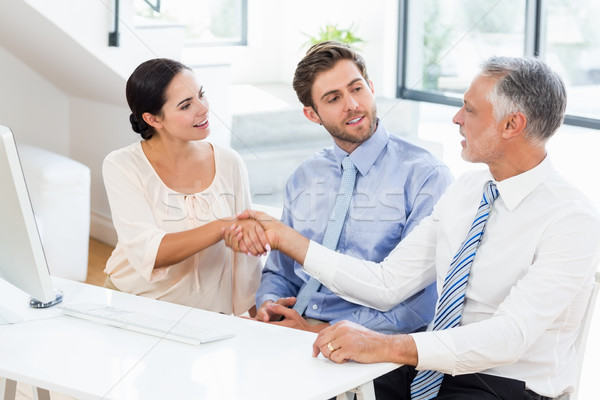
[396,0,600,130]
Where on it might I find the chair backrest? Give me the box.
[572,271,600,400]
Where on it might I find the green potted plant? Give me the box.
[302,23,365,48]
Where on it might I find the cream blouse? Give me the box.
[102,141,261,315]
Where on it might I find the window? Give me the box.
[543,0,600,122]
[398,0,600,129]
[134,0,247,46]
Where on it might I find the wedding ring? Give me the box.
[327,342,335,352]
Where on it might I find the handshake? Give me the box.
[222,209,310,270]
[221,210,327,333]
[221,209,279,257]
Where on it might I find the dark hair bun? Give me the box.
[129,113,152,139]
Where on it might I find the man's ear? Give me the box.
[142,112,162,130]
[368,80,375,95]
[303,106,322,125]
[502,112,527,139]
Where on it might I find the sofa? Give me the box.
[18,145,90,282]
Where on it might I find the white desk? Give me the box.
[0,277,399,400]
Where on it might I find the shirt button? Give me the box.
[312,304,318,310]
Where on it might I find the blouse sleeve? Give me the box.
[102,150,168,282]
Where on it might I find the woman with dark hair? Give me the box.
[102,58,265,315]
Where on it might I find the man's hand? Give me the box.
[255,298,296,322]
[312,320,417,365]
[222,215,270,256]
[266,302,330,333]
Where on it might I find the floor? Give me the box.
[84,238,113,287]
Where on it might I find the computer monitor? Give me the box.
[0,125,63,308]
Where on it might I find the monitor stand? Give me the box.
[29,289,64,309]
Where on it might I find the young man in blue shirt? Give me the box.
[254,42,452,340]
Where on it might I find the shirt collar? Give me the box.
[332,119,388,176]
[495,156,555,211]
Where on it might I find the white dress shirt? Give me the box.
[103,142,261,315]
[304,156,600,397]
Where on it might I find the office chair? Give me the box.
[572,271,600,400]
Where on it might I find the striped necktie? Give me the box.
[410,180,499,400]
[293,156,357,315]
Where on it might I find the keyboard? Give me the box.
[59,302,234,345]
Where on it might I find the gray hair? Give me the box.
[481,56,567,143]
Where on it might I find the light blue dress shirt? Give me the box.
[256,121,453,333]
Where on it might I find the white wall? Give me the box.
[0,47,70,155]
[69,97,133,244]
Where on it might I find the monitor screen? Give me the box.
[0,125,62,308]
